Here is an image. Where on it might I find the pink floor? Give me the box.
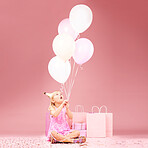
[0,135,148,148]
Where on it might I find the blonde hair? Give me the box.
[50,95,55,108]
[48,91,60,108]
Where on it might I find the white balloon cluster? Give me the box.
[48,4,94,87]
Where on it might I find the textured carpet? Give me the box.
[0,135,148,148]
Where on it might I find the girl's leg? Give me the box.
[50,131,73,143]
[66,131,86,143]
[66,130,80,139]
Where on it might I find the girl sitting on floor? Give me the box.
[44,91,86,144]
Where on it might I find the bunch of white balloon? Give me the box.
[48,4,94,100]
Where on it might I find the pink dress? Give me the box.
[47,106,73,139]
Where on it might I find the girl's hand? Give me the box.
[62,100,68,107]
[65,102,69,109]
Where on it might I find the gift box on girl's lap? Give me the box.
[87,105,113,138]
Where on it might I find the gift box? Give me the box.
[72,105,87,137]
[72,122,87,130]
[80,130,87,137]
[72,105,87,131]
[81,123,86,130]
[87,105,113,138]
[74,123,82,130]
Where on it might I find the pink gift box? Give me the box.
[81,123,86,130]
[80,130,87,137]
[74,123,82,130]
[72,122,87,130]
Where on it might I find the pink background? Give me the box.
[0,0,148,136]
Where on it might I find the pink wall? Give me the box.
[0,0,148,136]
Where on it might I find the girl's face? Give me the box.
[53,91,64,104]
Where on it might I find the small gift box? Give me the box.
[81,123,86,130]
[74,123,82,130]
[72,105,87,137]
[80,130,87,137]
[72,122,87,130]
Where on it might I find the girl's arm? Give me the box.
[48,105,63,117]
[48,100,67,117]
[65,103,73,119]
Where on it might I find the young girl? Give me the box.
[44,91,86,144]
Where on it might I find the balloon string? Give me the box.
[71,64,79,91]
[78,34,80,40]
[68,64,80,99]
[69,58,73,99]
[62,83,68,99]
[70,59,75,97]
[60,83,64,93]
[72,59,75,82]
[67,58,72,100]
[75,34,80,41]
[64,59,69,99]
[67,58,75,100]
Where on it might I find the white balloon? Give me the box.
[69,4,93,33]
[52,33,75,61]
[48,56,71,83]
